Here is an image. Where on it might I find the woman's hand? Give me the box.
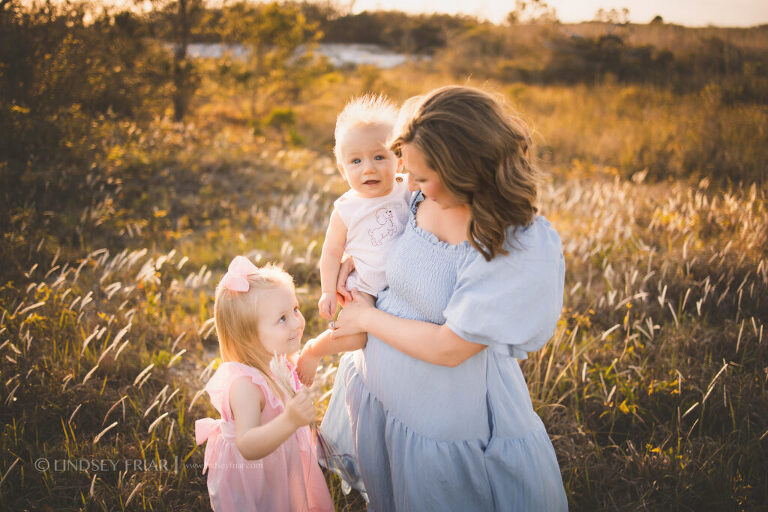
[331,291,375,338]
[335,255,355,306]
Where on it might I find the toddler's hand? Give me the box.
[296,344,321,387]
[318,292,336,320]
[284,389,314,428]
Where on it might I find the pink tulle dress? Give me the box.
[195,361,333,512]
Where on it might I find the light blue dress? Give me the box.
[321,192,568,511]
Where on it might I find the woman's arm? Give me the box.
[229,377,314,460]
[331,292,485,367]
[319,209,348,319]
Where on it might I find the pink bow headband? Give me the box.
[220,256,258,292]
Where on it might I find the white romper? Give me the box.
[333,174,412,296]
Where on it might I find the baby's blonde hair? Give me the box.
[334,94,398,161]
[214,262,295,402]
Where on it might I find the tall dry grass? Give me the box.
[531,177,767,509]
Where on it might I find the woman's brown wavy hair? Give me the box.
[390,85,539,261]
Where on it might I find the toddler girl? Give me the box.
[195,256,333,512]
[297,95,412,385]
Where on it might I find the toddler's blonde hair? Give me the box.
[214,262,295,402]
[334,94,398,161]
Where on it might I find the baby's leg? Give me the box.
[297,329,367,386]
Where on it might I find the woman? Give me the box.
[322,86,568,511]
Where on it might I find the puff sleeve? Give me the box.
[443,218,566,360]
[204,362,285,420]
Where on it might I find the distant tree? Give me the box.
[651,15,664,24]
[173,0,191,121]
[507,0,558,25]
[595,8,604,22]
[319,11,467,53]
[144,0,204,121]
[218,1,324,119]
[594,7,630,24]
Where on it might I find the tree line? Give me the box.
[2,0,766,170]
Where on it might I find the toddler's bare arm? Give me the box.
[229,378,314,460]
[297,328,367,386]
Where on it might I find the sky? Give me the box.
[349,0,768,27]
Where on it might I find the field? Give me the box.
[1,4,768,510]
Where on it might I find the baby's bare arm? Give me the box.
[319,209,348,319]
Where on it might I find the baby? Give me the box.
[297,95,411,385]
